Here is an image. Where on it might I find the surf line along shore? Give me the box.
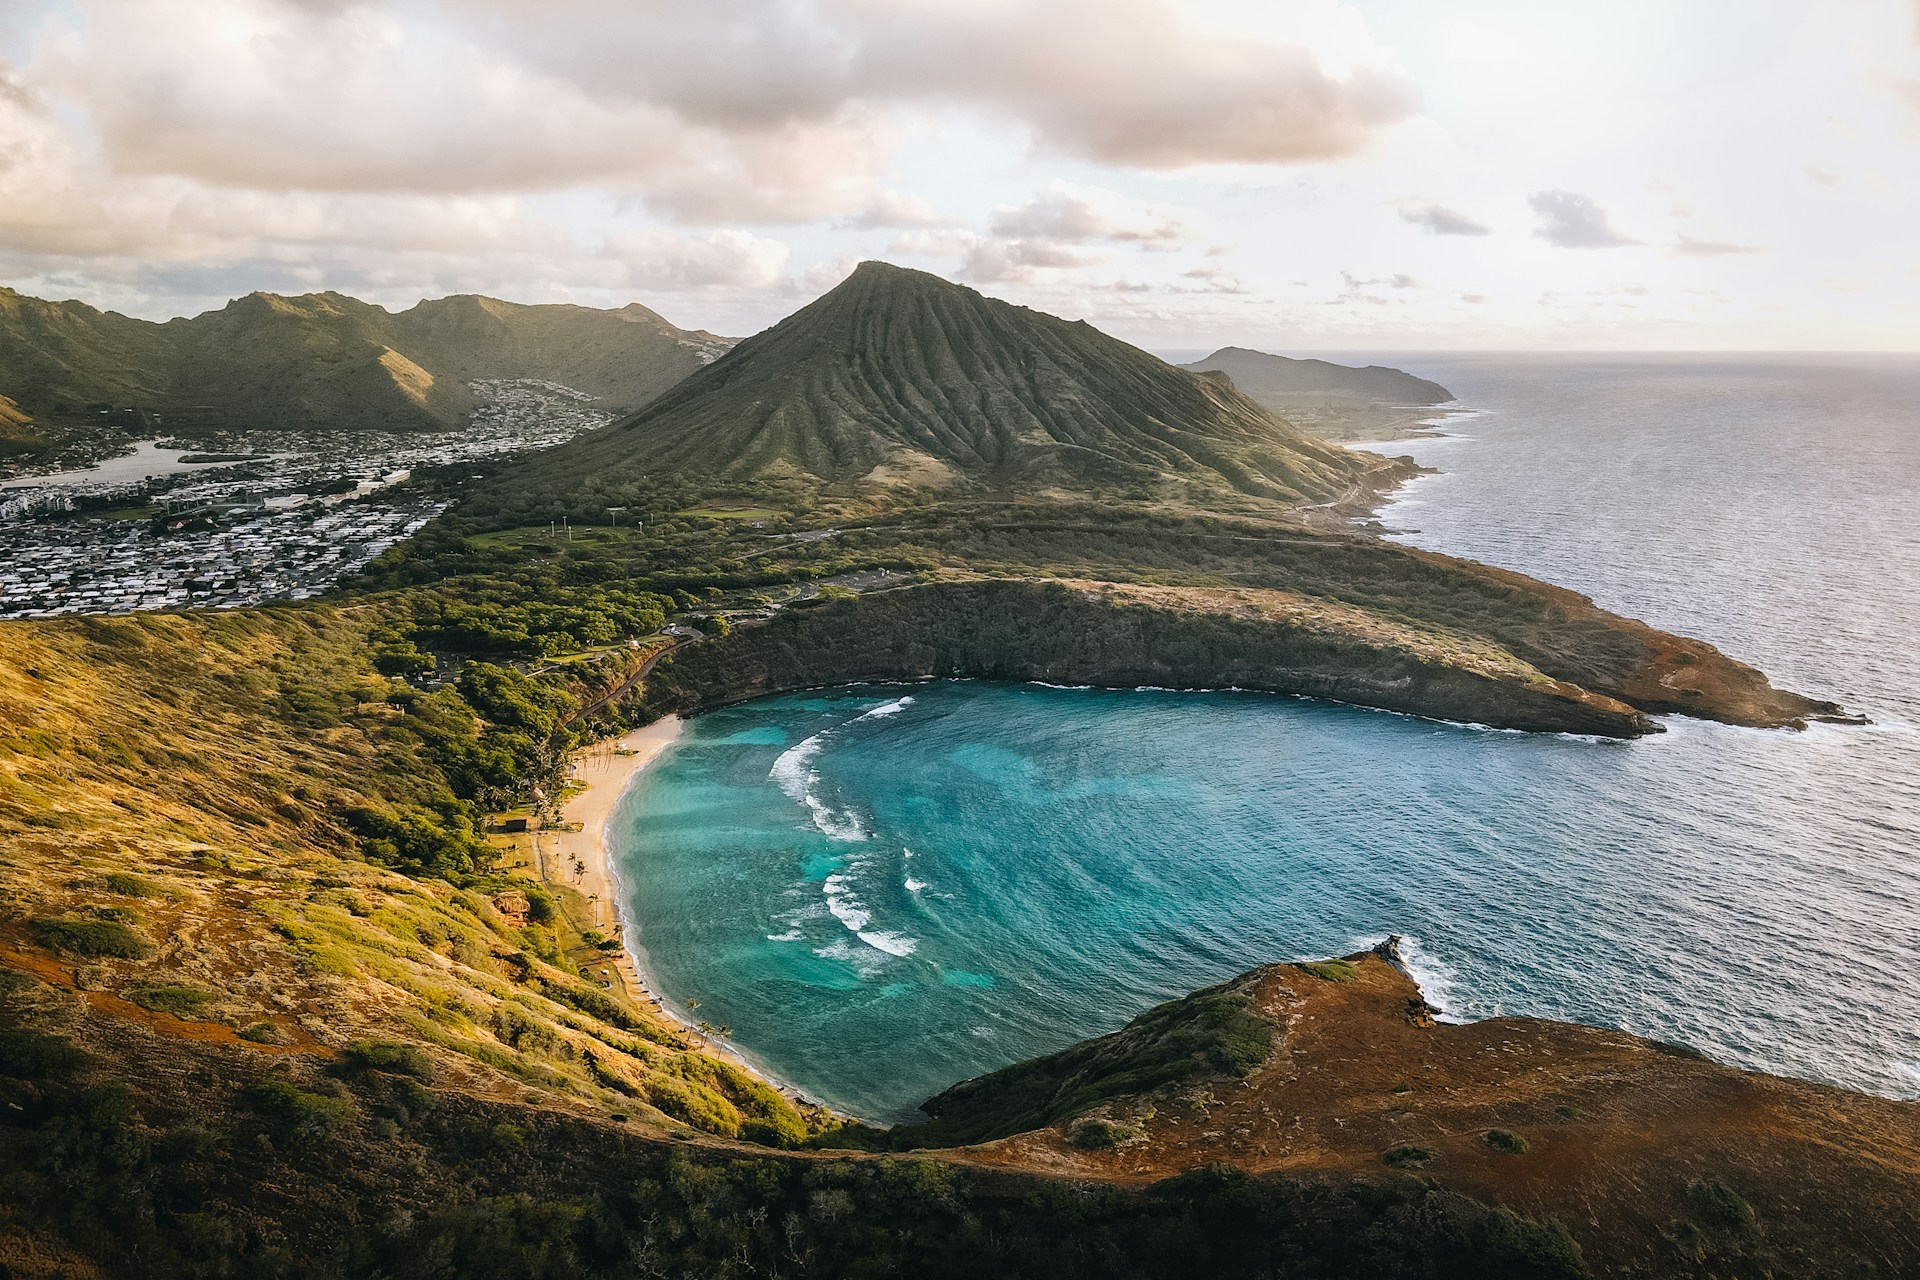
[528,715,831,1109]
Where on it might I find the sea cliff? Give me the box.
[641,575,1843,737]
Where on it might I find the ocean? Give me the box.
[610,354,1920,1124]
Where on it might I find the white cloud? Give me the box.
[844,0,1413,168]
[1399,203,1492,236]
[1674,235,1761,257]
[989,183,1187,245]
[962,238,1103,283]
[598,229,791,289]
[837,189,948,230]
[1529,190,1639,249]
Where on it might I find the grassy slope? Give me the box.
[0,392,47,456]
[0,609,820,1146]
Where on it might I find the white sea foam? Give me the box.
[858,695,915,719]
[768,699,914,839]
[770,731,868,840]
[904,877,927,893]
[822,872,872,932]
[820,861,921,958]
[765,928,804,942]
[1391,934,1467,1024]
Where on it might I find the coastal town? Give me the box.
[0,379,608,619]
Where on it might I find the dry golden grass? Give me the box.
[0,607,822,1145]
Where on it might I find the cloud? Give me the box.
[1342,271,1419,289]
[0,0,1421,324]
[1177,266,1250,294]
[1675,235,1760,257]
[28,0,1411,228]
[1528,190,1638,249]
[1399,203,1491,236]
[33,0,891,224]
[962,237,1103,283]
[598,229,791,289]
[837,189,947,230]
[847,0,1415,168]
[988,183,1186,245]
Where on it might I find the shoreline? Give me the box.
[532,714,837,1113]
[532,714,683,1010]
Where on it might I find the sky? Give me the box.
[1,0,1917,350]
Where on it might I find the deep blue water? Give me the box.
[613,354,1920,1123]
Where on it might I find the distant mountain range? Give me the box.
[0,286,732,438]
[517,262,1367,505]
[1181,346,1453,412]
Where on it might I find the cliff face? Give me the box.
[642,573,1844,736]
[645,579,1652,735]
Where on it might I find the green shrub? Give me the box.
[1381,1145,1434,1167]
[239,1022,290,1045]
[1485,1129,1530,1154]
[1688,1179,1756,1230]
[1461,1207,1586,1278]
[100,872,163,898]
[125,984,215,1018]
[1069,1119,1135,1151]
[243,1079,356,1143]
[0,1029,90,1078]
[345,1039,435,1081]
[33,915,153,959]
[1297,959,1357,982]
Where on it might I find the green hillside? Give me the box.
[0,286,729,435]
[512,262,1367,505]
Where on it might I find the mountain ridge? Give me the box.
[0,284,731,436]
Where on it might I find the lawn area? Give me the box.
[95,503,165,522]
[465,523,650,549]
[678,505,784,521]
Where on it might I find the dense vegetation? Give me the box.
[0,1012,1588,1280]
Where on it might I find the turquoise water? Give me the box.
[614,355,1920,1124]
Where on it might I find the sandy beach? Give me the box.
[529,715,824,1105]
[532,715,682,1007]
